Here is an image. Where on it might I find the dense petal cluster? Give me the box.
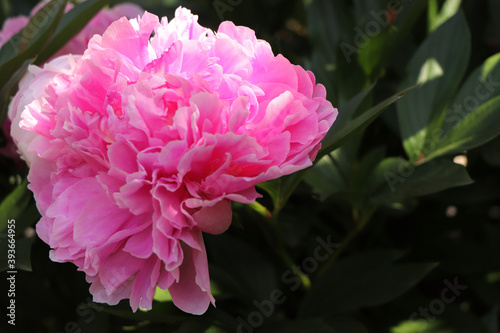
[0,1,143,161]
[9,7,337,314]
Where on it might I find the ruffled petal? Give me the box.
[8,5,336,316]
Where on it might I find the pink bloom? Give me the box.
[0,1,143,57]
[9,7,337,314]
[1,2,143,162]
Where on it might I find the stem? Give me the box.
[317,205,377,278]
[268,206,311,290]
[255,169,314,290]
[248,200,272,218]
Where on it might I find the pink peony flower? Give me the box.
[9,7,337,314]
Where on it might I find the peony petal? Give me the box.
[169,240,213,315]
[192,199,232,234]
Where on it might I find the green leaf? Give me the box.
[351,146,386,190]
[256,168,311,214]
[304,153,348,201]
[14,199,40,233]
[299,249,435,317]
[428,0,462,33]
[0,57,34,125]
[36,0,111,64]
[277,170,310,209]
[335,36,371,106]
[350,0,398,76]
[0,178,31,232]
[365,156,406,194]
[371,158,473,203]
[441,52,500,134]
[305,137,363,203]
[320,85,415,158]
[356,0,426,76]
[0,0,67,85]
[307,141,386,203]
[427,95,500,160]
[308,0,371,104]
[327,81,376,136]
[256,178,281,210]
[0,179,37,273]
[307,0,351,103]
[397,12,470,163]
[153,286,172,302]
[391,320,453,333]
[419,53,500,161]
[307,0,343,66]
[357,25,395,76]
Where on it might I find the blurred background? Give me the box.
[1,0,500,332]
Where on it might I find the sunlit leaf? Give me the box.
[153,286,172,302]
[371,158,473,203]
[428,0,462,32]
[391,320,453,333]
[320,85,415,158]
[397,12,470,163]
[427,95,500,160]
